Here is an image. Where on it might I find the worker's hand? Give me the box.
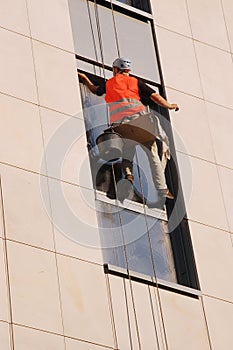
[77,72,87,81]
[169,103,179,112]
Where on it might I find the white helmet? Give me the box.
[112,57,132,70]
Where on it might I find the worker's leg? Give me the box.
[143,140,167,190]
[121,139,136,178]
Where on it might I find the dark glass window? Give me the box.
[116,0,151,13]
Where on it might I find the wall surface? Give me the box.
[0,0,232,349]
[151,0,233,348]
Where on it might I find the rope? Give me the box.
[111,163,142,349]
[106,5,143,346]
[86,0,99,75]
[88,2,164,348]
[110,0,121,57]
[134,150,159,283]
[93,0,106,79]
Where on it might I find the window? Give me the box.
[69,0,199,291]
[69,0,160,81]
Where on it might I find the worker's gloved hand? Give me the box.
[169,103,179,112]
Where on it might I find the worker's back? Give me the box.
[105,74,140,103]
[105,74,145,123]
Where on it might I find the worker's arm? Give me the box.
[77,72,98,94]
[150,92,179,111]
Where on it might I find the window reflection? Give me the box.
[114,11,160,82]
[97,201,127,268]
[97,201,177,283]
[70,1,156,80]
[97,5,119,67]
[69,0,101,61]
[147,217,177,282]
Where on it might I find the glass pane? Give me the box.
[80,83,124,200]
[120,209,155,277]
[69,0,101,60]
[97,201,127,268]
[97,5,119,66]
[147,217,177,283]
[97,202,176,283]
[76,59,105,77]
[114,12,160,82]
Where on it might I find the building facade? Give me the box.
[0,0,233,349]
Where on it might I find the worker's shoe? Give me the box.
[159,188,174,200]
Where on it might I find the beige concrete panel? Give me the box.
[0,0,30,35]
[166,88,215,162]
[54,230,103,265]
[149,286,167,350]
[0,183,4,238]
[0,239,9,322]
[206,102,233,169]
[32,40,81,115]
[187,0,230,51]
[177,153,228,231]
[0,322,11,350]
[151,0,192,37]
[190,221,233,302]
[65,338,111,350]
[218,166,233,232]
[0,94,43,172]
[124,280,141,350]
[195,42,233,109]
[57,255,114,346]
[0,165,54,251]
[27,0,74,52]
[156,27,202,98]
[13,325,65,350]
[0,29,37,103]
[203,296,233,349]
[49,179,101,250]
[40,108,93,189]
[222,0,233,52]
[7,241,63,333]
[131,281,160,349]
[108,275,133,350]
[160,289,210,350]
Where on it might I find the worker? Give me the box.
[78,57,179,199]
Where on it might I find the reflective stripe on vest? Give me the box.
[108,98,145,123]
[105,75,146,123]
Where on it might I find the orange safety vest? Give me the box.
[105,74,146,123]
